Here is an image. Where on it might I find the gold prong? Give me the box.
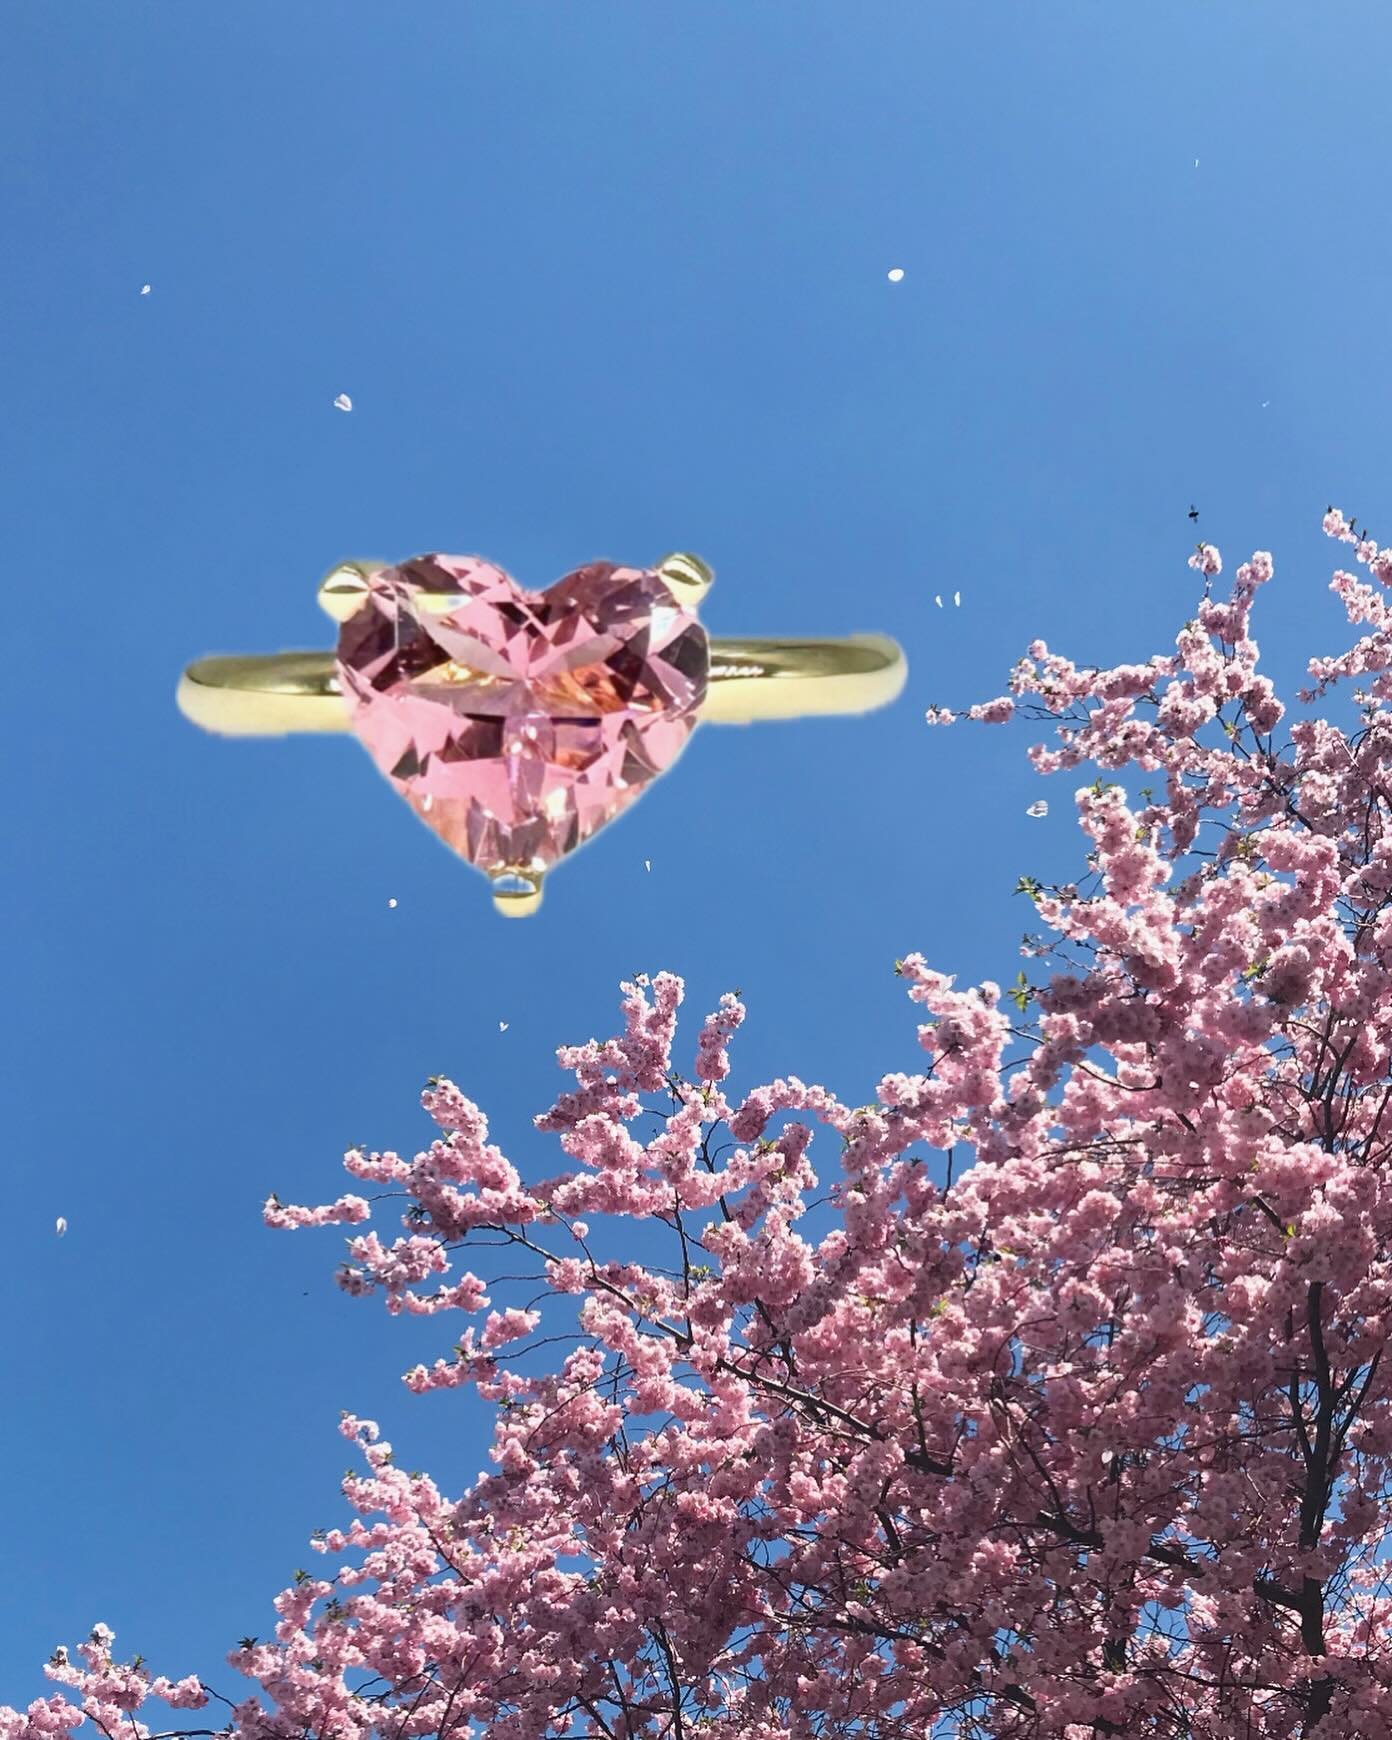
[318,560,386,623]
[655,551,715,608]
[490,868,544,918]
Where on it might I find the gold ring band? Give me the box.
[176,636,907,736]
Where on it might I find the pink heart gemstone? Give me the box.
[336,556,709,879]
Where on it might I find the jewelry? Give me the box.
[177,552,907,915]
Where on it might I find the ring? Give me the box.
[177,552,908,916]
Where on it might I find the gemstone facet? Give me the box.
[336,556,709,880]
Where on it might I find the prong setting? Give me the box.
[490,868,544,918]
[655,552,714,608]
[318,560,386,623]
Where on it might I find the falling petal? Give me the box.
[333,393,353,412]
[644,859,651,872]
[934,595,942,607]
[387,898,397,909]
[139,284,151,295]
[1026,800,1049,819]
[887,267,905,282]
[953,590,961,607]
[55,1217,67,1237]
[499,1021,509,1032]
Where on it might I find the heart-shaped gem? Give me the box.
[335,556,709,886]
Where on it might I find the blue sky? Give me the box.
[5,0,1392,1704]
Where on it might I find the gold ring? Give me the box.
[176,552,907,916]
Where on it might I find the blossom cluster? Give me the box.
[13,513,1392,1737]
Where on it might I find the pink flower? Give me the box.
[19,509,1392,1740]
[1188,541,1222,576]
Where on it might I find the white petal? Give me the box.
[499,1021,509,1032]
[333,393,353,412]
[953,590,961,606]
[139,284,151,295]
[387,898,397,908]
[55,1217,67,1236]
[1026,800,1049,819]
[887,267,905,282]
[934,595,942,607]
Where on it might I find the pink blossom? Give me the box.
[1188,541,1223,576]
[19,514,1392,1737]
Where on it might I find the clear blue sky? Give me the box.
[5,0,1392,1704]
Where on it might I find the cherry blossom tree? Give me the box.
[16,509,1392,1739]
